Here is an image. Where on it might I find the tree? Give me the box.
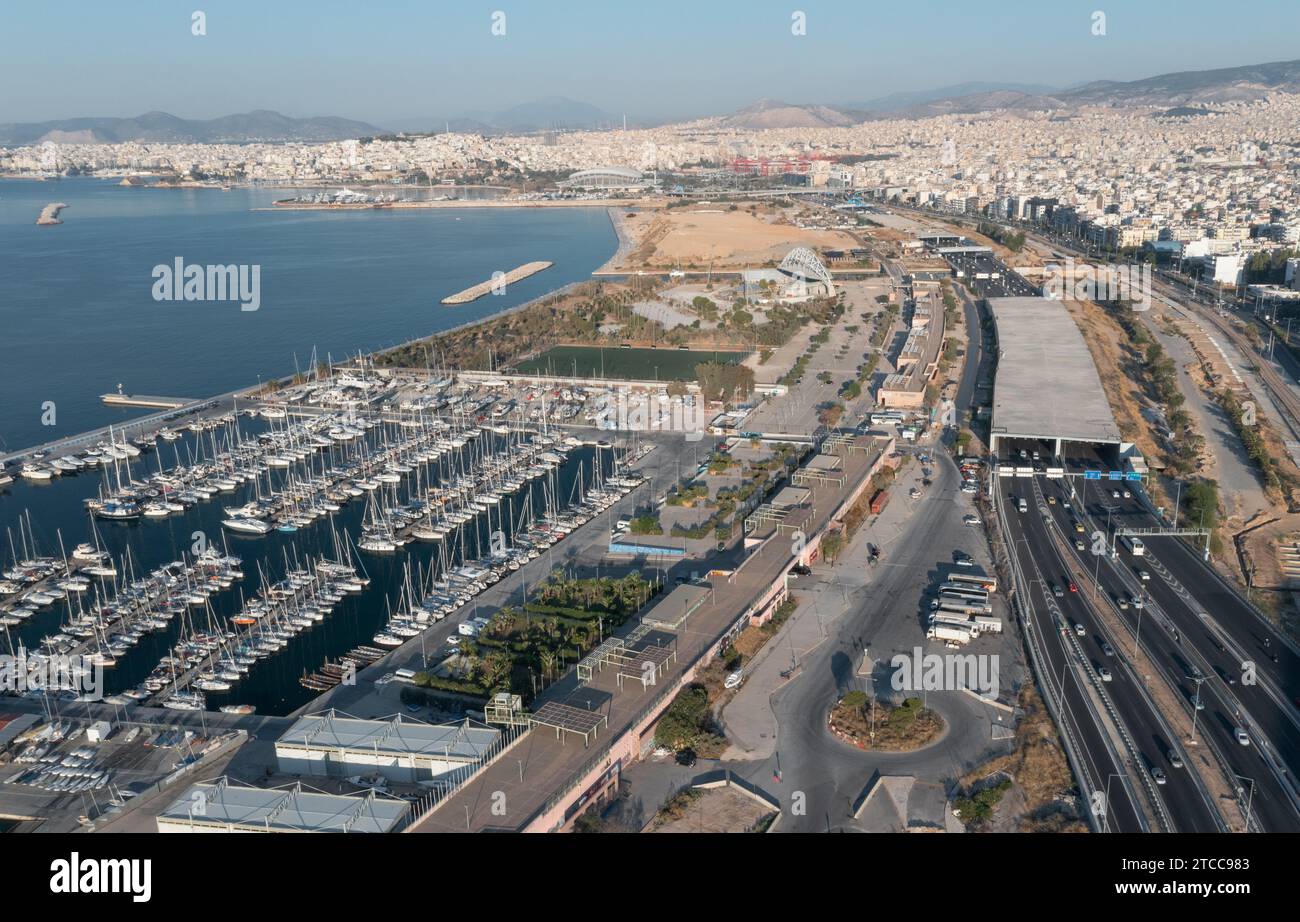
[629,514,663,535]
[1183,479,1220,531]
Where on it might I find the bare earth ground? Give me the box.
[649,786,775,833]
[1063,299,1173,487]
[614,206,857,270]
[959,685,1088,833]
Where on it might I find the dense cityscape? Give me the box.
[3,0,1298,904]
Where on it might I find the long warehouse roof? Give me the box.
[277,712,500,762]
[157,779,409,833]
[988,297,1123,445]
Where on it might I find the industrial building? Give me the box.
[877,290,946,410]
[986,296,1123,456]
[275,711,502,784]
[156,777,410,833]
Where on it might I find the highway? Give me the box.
[1000,477,1207,831]
[865,199,1300,831]
[1066,480,1300,830]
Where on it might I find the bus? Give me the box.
[1121,535,1146,557]
[937,584,989,602]
[947,573,997,592]
[937,597,993,615]
[869,411,905,426]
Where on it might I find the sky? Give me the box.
[2,0,1299,128]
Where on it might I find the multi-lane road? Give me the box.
[1000,459,1300,831]
[1067,478,1300,830]
[1000,472,1219,831]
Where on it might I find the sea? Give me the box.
[0,176,619,715]
[0,177,617,451]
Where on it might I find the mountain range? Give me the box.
[0,110,382,146]
[6,58,1300,146]
[844,58,1300,120]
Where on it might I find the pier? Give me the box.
[101,393,193,409]
[36,202,68,225]
[441,261,553,305]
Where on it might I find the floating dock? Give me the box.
[100,393,193,409]
[441,261,552,305]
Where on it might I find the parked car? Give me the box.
[676,748,698,767]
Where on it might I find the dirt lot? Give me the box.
[618,205,857,269]
[959,685,1088,833]
[1063,299,1176,496]
[649,785,775,833]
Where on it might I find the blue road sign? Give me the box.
[1125,472,1143,481]
[1108,471,1122,480]
[1084,471,1101,481]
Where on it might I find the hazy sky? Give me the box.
[3,0,1298,127]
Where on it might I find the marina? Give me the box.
[0,363,642,717]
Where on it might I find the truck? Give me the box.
[928,623,976,643]
[973,615,1003,634]
[869,489,890,515]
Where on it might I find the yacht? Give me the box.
[222,516,273,535]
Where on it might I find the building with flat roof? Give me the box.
[275,712,502,784]
[987,297,1123,454]
[877,290,945,410]
[156,777,410,833]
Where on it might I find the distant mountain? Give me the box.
[1060,59,1300,107]
[848,81,1060,113]
[721,98,859,130]
[0,110,382,146]
[851,59,1300,120]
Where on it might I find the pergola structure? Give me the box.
[602,639,679,691]
[792,467,845,488]
[529,702,609,746]
[577,621,654,683]
[821,433,862,454]
[744,503,792,534]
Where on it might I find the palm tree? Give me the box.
[539,650,557,682]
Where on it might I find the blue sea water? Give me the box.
[0,177,617,452]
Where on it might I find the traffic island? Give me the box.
[827,691,945,752]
